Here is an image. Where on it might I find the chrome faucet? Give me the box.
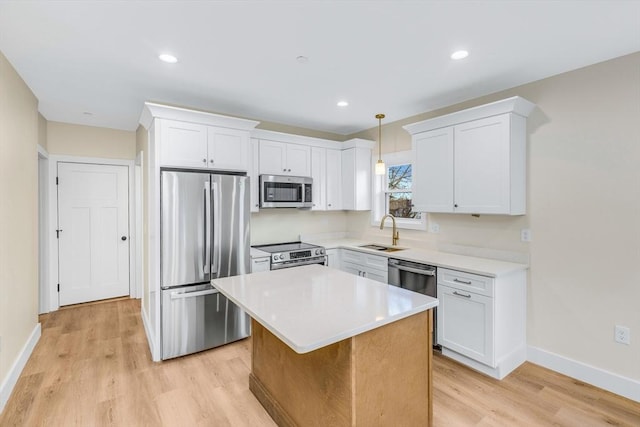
[379,214,399,246]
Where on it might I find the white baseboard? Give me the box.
[141,307,159,362]
[0,323,41,413]
[442,345,526,380]
[527,345,640,402]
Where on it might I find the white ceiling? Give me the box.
[1,1,639,135]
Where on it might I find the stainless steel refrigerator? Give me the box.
[160,170,250,360]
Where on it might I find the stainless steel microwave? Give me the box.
[259,175,313,208]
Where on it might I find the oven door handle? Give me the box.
[270,256,327,270]
[389,263,436,276]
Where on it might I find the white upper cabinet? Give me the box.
[341,143,372,211]
[159,120,250,171]
[325,148,342,210]
[404,96,535,215]
[310,147,327,210]
[412,127,454,213]
[207,127,250,171]
[159,120,209,169]
[249,138,260,212]
[143,103,259,172]
[259,140,311,176]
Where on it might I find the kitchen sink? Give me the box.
[358,244,405,253]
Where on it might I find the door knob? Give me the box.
[121,236,127,241]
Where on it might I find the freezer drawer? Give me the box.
[161,284,250,360]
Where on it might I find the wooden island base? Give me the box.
[249,310,433,427]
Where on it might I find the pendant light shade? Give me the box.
[375,113,385,175]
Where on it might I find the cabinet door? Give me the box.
[286,144,311,176]
[453,114,511,214]
[363,268,387,284]
[251,257,270,273]
[310,147,326,210]
[341,147,371,211]
[325,149,342,210]
[341,261,363,277]
[326,248,341,269]
[249,138,260,212]
[438,284,494,367]
[259,140,287,175]
[412,127,454,213]
[207,127,249,171]
[160,119,208,168]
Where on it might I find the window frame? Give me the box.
[371,150,427,231]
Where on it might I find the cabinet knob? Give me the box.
[283,168,287,172]
[288,168,291,172]
[202,158,207,163]
[210,159,214,164]
[454,203,458,208]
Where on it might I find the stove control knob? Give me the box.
[273,255,280,260]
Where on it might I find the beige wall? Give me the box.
[47,121,136,160]
[0,51,39,399]
[349,52,640,381]
[250,210,348,245]
[37,113,47,150]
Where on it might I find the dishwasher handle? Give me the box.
[388,259,436,276]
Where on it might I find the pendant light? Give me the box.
[375,113,386,175]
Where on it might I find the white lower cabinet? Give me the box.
[251,256,270,273]
[437,267,526,380]
[340,249,388,283]
[438,284,494,366]
[326,248,341,269]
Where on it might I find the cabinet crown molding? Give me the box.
[139,102,260,131]
[403,96,536,135]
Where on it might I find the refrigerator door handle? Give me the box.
[204,181,211,275]
[170,287,220,300]
[211,180,220,276]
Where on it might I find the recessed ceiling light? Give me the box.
[337,101,349,107]
[159,53,178,63]
[451,50,469,60]
[296,55,309,64]
[83,112,93,116]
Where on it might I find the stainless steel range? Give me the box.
[252,241,327,270]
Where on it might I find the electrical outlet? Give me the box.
[429,223,440,234]
[615,325,631,345]
[520,228,531,242]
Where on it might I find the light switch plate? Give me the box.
[520,228,531,242]
[429,223,440,234]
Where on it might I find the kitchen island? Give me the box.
[212,264,439,427]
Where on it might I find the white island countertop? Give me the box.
[212,264,438,354]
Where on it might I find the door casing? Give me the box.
[46,155,136,312]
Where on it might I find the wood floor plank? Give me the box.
[0,298,638,426]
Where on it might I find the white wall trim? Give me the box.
[0,323,41,413]
[527,345,640,402]
[47,155,136,311]
[38,148,50,314]
[141,306,159,362]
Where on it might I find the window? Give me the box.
[386,163,420,220]
[372,151,426,230]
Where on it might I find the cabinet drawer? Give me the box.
[438,268,494,297]
[341,250,387,271]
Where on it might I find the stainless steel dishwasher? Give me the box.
[388,258,439,348]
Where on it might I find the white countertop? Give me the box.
[212,264,438,354]
[306,238,528,277]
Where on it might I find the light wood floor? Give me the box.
[1,299,639,426]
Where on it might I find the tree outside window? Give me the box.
[386,164,421,220]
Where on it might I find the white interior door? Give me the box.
[58,162,130,306]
